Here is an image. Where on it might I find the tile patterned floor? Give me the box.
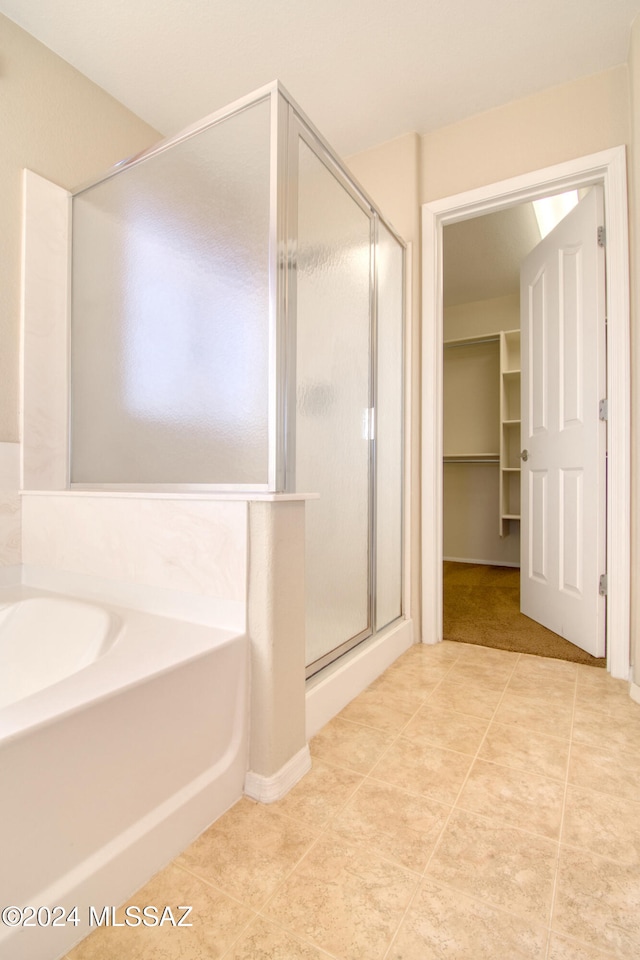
[65,641,640,960]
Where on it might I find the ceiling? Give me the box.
[2,0,640,156]
[444,202,542,306]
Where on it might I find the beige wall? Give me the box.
[421,66,630,202]
[0,14,159,442]
[444,294,519,342]
[347,65,632,650]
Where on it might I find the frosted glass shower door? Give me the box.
[295,135,373,675]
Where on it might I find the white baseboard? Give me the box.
[444,556,520,568]
[244,745,311,804]
[630,681,640,706]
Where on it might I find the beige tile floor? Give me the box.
[65,641,640,960]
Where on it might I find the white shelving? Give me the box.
[499,329,521,536]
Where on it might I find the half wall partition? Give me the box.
[70,82,405,675]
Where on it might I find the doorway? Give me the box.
[421,147,630,679]
[441,189,606,665]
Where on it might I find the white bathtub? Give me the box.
[0,586,248,960]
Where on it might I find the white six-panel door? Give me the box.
[520,186,606,657]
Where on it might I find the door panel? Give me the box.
[561,248,582,425]
[560,467,582,595]
[530,269,547,434]
[520,186,606,657]
[529,469,548,582]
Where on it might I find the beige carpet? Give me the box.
[443,561,606,667]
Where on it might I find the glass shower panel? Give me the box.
[71,98,271,485]
[295,138,372,672]
[375,222,404,630]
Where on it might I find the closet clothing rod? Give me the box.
[443,335,500,348]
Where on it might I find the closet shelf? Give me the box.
[444,334,500,348]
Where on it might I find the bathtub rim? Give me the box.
[0,583,247,747]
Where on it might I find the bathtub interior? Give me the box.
[0,596,120,710]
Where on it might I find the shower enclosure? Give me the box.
[70,81,405,676]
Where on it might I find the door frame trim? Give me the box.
[421,146,630,678]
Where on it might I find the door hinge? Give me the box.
[597,225,606,248]
[599,398,608,421]
[599,574,608,596]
